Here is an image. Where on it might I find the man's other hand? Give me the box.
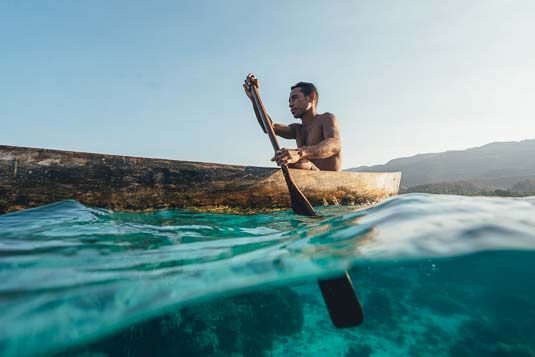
[243,73,259,100]
[271,148,303,166]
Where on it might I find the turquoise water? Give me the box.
[1,194,535,356]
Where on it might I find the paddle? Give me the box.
[247,77,364,328]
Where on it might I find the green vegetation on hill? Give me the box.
[404,181,535,197]
[511,179,535,194]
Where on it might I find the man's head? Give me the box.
[289,82,318,118]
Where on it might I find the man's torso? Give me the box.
[290,113,342,171]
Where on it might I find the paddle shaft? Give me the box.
[250,85,281,151]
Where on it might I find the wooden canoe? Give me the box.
[0,145,401,214]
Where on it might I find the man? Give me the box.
[243,74,342,171]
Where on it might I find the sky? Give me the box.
[1,0,534,168]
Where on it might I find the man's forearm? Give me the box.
[250,98,268,133]
[298,138,341,160]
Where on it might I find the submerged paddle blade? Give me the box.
[318,272,364,328]
[281,165,316,216]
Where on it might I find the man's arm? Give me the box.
[244,73,295,138]
[274,123,296,139]
[298,114,341,159]
[244,77,267,133]
[251,100,295,138]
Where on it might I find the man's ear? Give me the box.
[307,92,317,105]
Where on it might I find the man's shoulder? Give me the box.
[318,112,338,123]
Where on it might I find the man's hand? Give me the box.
[271,148,304,166]
[243,73,259,100]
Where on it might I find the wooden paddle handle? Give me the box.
[249,82,281,152]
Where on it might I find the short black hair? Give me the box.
[291,82,319,104]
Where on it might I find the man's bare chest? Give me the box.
[296,124,323,146]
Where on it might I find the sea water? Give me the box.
[1,194,535,357]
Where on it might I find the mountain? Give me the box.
[347,139,535,191]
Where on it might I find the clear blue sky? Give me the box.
[1,0,534,168]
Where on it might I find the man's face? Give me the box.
[289,88,313,118]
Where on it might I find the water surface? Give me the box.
[1,194,535,356]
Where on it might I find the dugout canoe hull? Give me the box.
[0,145,401,214]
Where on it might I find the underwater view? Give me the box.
[1,193,535,356]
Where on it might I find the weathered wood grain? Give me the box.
[0,145,401,214]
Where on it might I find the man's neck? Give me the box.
[300,107,317,127]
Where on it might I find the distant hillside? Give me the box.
[511,179,535,194]
[347,139,535,191]
[404,181,535,197]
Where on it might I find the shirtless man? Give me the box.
[243,74,342,172]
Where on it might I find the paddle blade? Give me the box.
[281,166,316,216]
[318,272,364,328]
